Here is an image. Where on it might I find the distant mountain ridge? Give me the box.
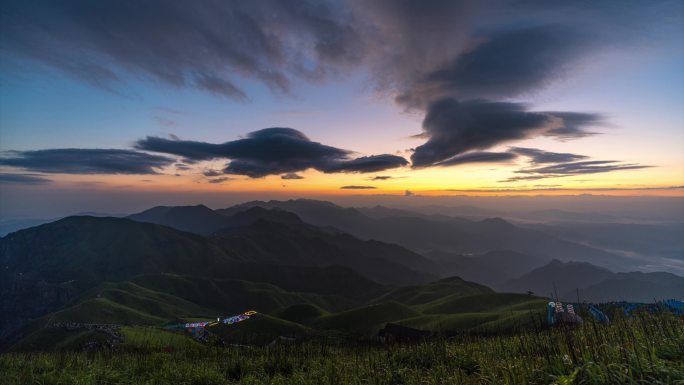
[127,204,304,236]
[501,260,684,302]
[214,199,640,272]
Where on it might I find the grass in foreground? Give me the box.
[1,314,683,385]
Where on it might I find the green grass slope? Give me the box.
[209,313,317,345]
[130,274,356,314]
[419,292,548,314]
[275,304,329,325]
[372,277,493,307]
[314,301,420,335]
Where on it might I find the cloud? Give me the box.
[137,127,348,162]
[354,2,641,162]
[3,1,671,103]
[1,0,674,174]
[519,160,651,177]
[202,169,223,177]
[174,163,192,171]
[207,177,232,184]
[434,151,517,167]
[509,147,589,164]
[136,127,407,177]
[411,99,601,167]
[501,160,651,182]
[0,149,174,174]
[443,185,684,193]
[498,147,650,182]
[543,113,603,139]
[281,173,304,180]
[0,173,52,185]
[322,154,408,173]
[499,175,550,183]
[340,185,377,189]
[370,175,393,180]
[0,0,363,99]
[400,25,589,106]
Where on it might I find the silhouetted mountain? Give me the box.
[129,202,439,283]
[355,205,452,222]
[502,260,613,298]
[218,199,638,271]
[128,204,230,235]
[502,260,684,302]
[128,205,306,236]
[1,216,239,285]
[426,250,547,288]
[218,199,368,231]
[569,272,684,303]
[212,219,438,285]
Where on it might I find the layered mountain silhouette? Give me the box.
[502,260,684,302]
[2,199,682,350]
[214,199,640,272]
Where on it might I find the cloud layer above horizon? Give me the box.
[0,0,675,185]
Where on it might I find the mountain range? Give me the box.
[1,199,682,350]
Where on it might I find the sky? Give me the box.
[0,0,683,218]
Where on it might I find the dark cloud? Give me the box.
[0,173,52,185]
[444,185,684,193]
[355,2,647,160]
[499,148,650,182]
[323,154,408,173]
[509,147,589,164]
[137,127,349,162]
[136,127,407,177]
[207,177,232,184]
[0,0,363,99]
[340,185,377,189]
[519,160,651,177]
[401,25,588,106]
[434,151,517,167]
[174,163,192,171]
[543,112,603,139]
[499,175,550,183]
[281,173,304,180]
[411,99,601,167]
[370,175,392,180]
[3,0,669,103]
[0,149,174,174]
[202,169,223,177]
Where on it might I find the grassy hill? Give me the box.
[419,292,547,314]
[372,277,493,306]
[128,274,356,314]
[209,313,317,345]
[275,304,329,325]
[314,301,421,335]
[0,215,387,347]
